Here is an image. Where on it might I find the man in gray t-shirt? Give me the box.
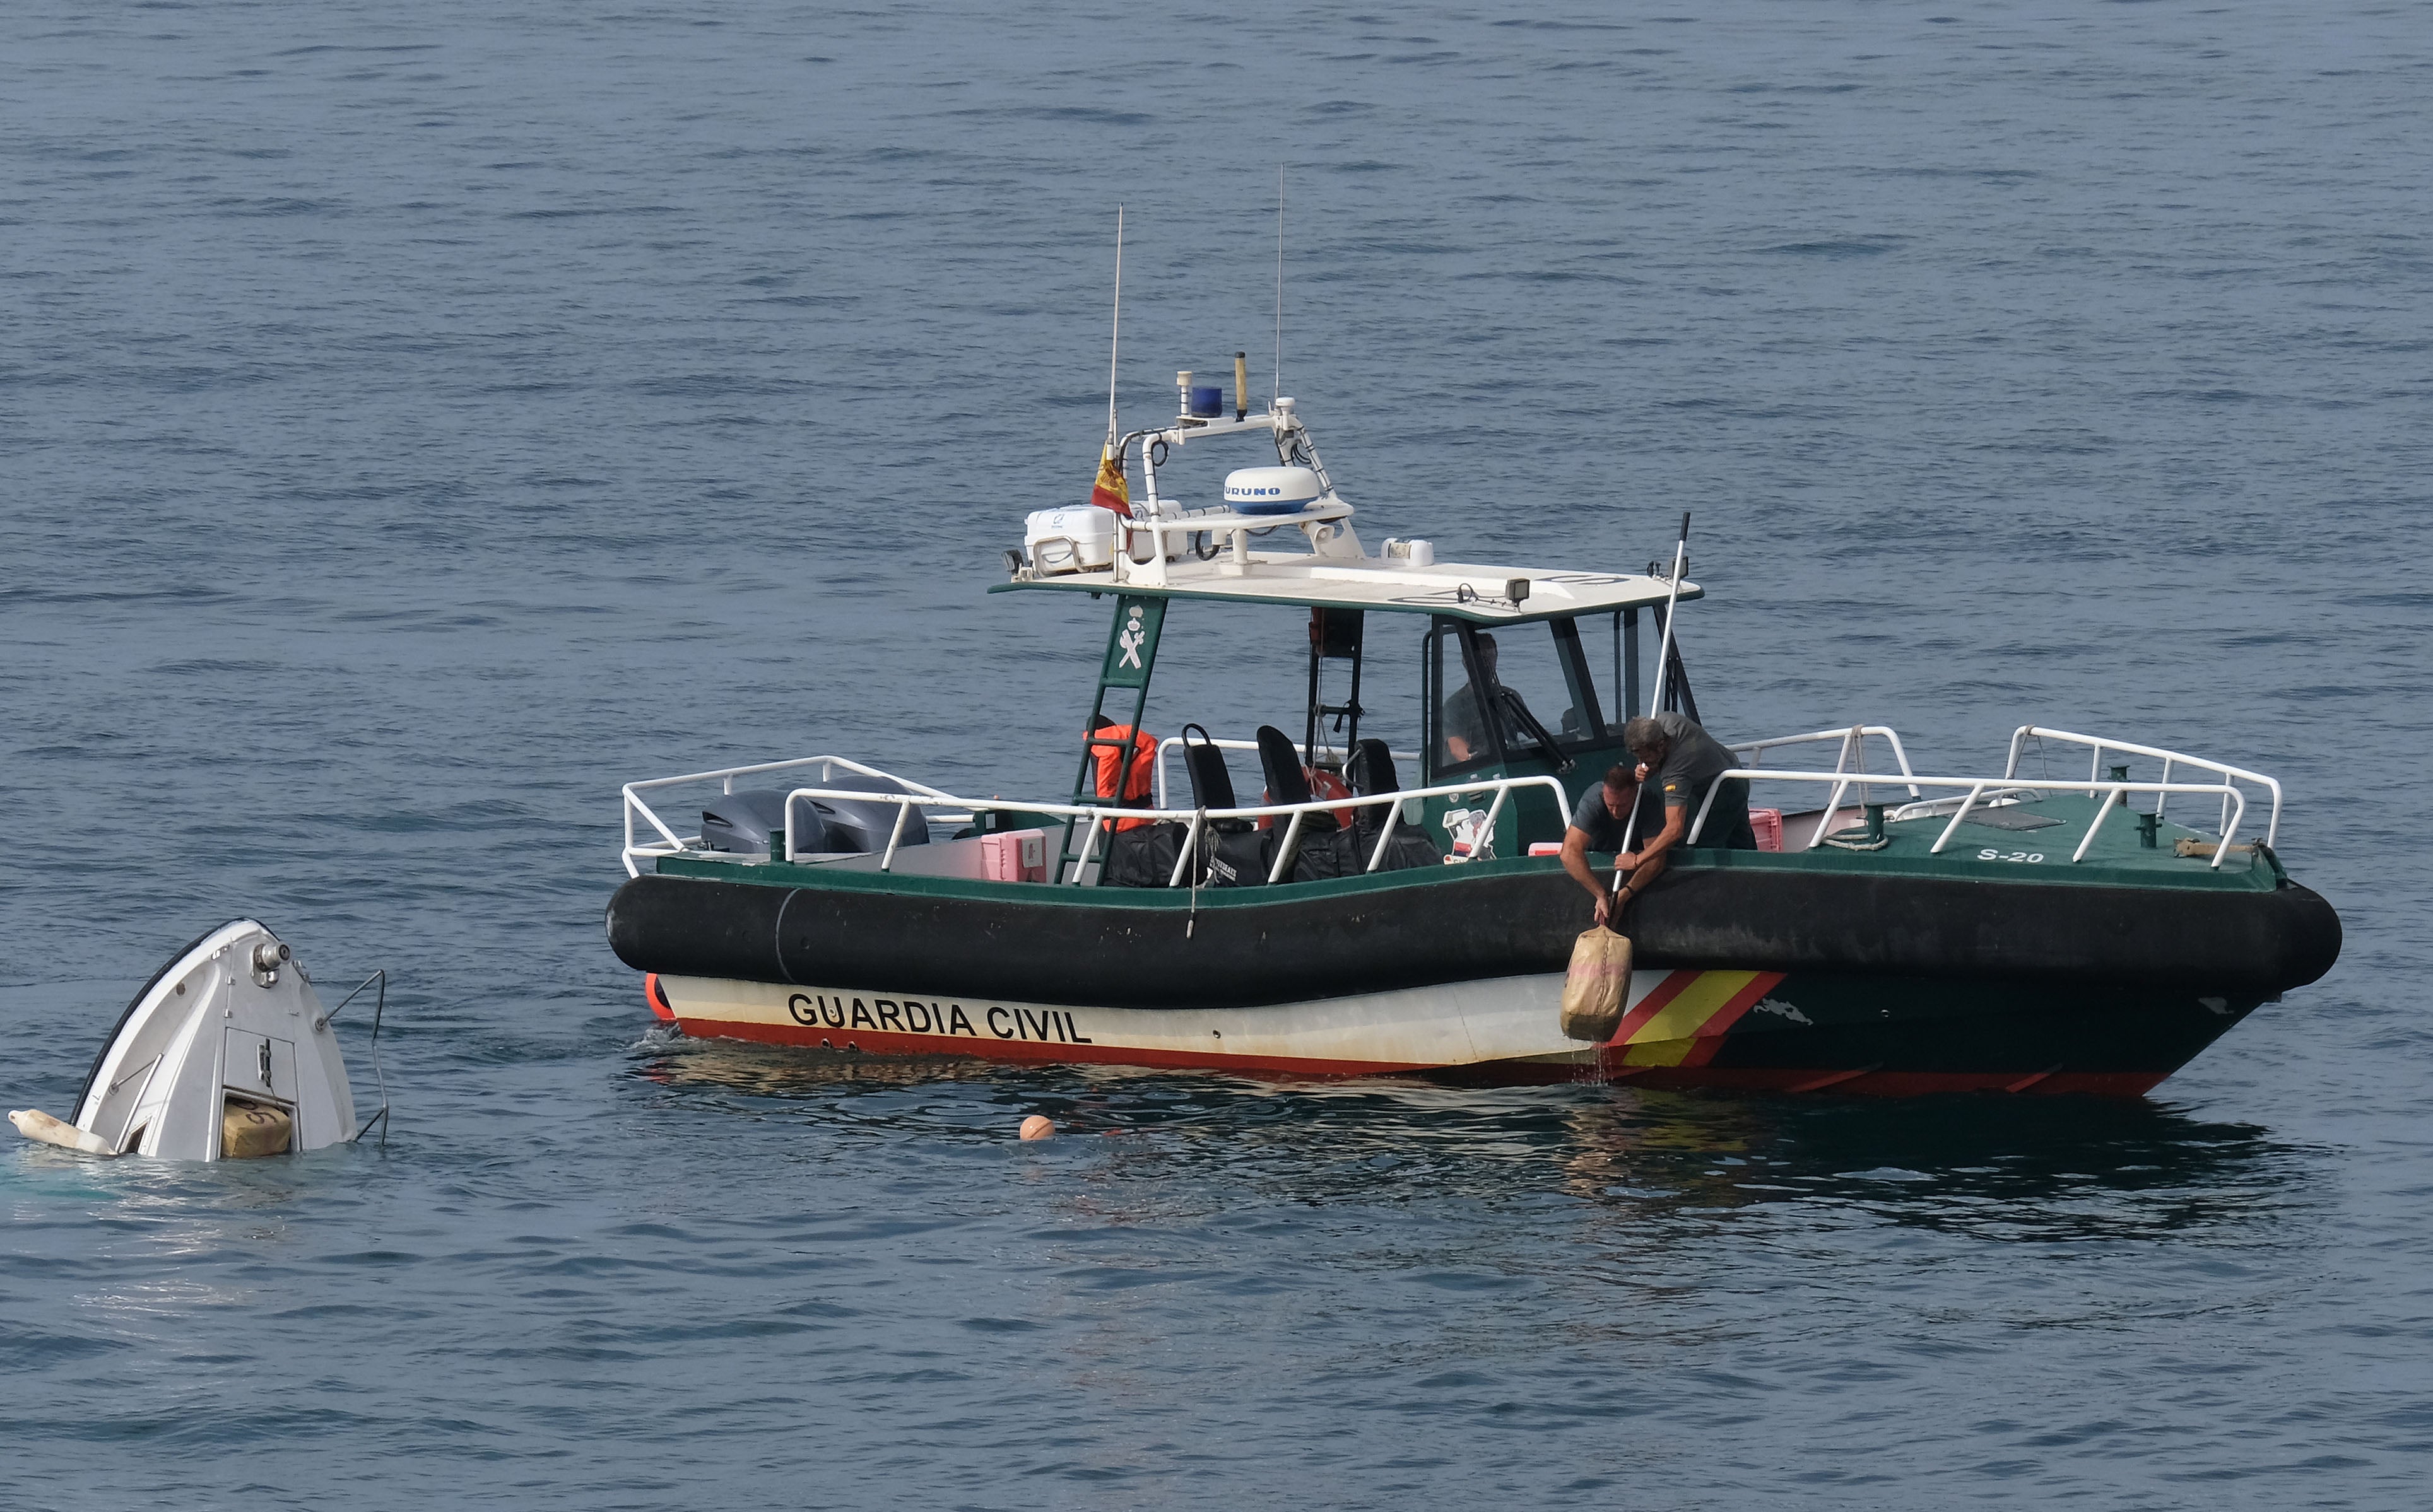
[1567,772,1663,853]
[1562,764,1666,924]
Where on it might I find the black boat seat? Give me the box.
[1348,738,1399,799]
[1180,723,1251,833]
[1255,725,1338,834]
[1340,735,1441,874]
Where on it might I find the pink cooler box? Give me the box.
[1752,808,1784,852]
[981,828,1049,882]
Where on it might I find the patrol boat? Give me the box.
[606,379,2339,1095]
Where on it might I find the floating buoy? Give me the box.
[1019,1115,1056,1141]
[8,1108,117,1156]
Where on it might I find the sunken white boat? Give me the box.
[11,920,371,1159]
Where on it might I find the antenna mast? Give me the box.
[1106,206,1124,447]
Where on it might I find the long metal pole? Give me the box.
[1649,512,1690,717]
[1611,513,1692,906]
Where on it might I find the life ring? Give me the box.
[1259,766,1357,830]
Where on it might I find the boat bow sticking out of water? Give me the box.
[606,384,2339,1095]
[11,920,385,1159]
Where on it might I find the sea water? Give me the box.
[4,3,2429,1506]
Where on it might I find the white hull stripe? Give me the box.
[651,968,1782,1075]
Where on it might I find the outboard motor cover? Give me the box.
[701,790,822,854]
[812,771,932,852]
[701,777,929,856]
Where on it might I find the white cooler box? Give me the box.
[1025,507,1117,575]
[1025,505,1222,574]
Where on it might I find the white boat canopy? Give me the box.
[996,401,1700,625]
[994,556,1700,625]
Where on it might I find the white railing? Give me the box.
[2003,725,2281,849]
[1150,735,1425,809]
[1729,724,1919,791]
[1688,766,2256,869]
[1723,725,1920,840]
[621,754,963,879]
[763,773,1568,885]
[622,755,1566,886]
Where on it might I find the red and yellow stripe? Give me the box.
[1603,969,1784,1068]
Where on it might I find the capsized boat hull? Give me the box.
[641,966,2262,1096]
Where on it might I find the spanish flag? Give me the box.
[1089,444,1130,515]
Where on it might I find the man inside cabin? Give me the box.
[1087,713,1160,832]
[1605,713,1757,907]
[1562,762,1666,926]
[1442,633,1543,766]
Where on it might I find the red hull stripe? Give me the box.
[1632,1067,2170,1098]
[1434,1062,2167,1096]
[673,1017,2162,1097]
[680,1016,1439,1078]
[1674,971,1788,1067]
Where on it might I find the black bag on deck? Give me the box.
[1290,821,1442,881]
[1101,821,1186,888]
[1195,826,1276,888]
[1288,826,1362,883]
[1365,825,1444,874]
[1104,819,1286,889]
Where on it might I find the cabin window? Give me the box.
[1425,616,1618,777]
[1573,609,1642,734]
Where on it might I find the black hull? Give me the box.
[606,864,2340,1012]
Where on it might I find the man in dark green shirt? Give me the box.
[1614,713,1757,888]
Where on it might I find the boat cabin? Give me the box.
[987,396,1712,878]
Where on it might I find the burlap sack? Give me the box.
[1559,927,1634,1042]
[221,1097,293,1159]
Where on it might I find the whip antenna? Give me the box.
[1106,206,1124,447]
[1274,167,1285,406]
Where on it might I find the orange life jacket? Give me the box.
[1090,724,1160,832]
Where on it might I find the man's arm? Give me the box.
[1560,826,1615,925]
[1617,802,1688,872]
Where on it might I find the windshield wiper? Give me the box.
[1495,686,1574,773]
